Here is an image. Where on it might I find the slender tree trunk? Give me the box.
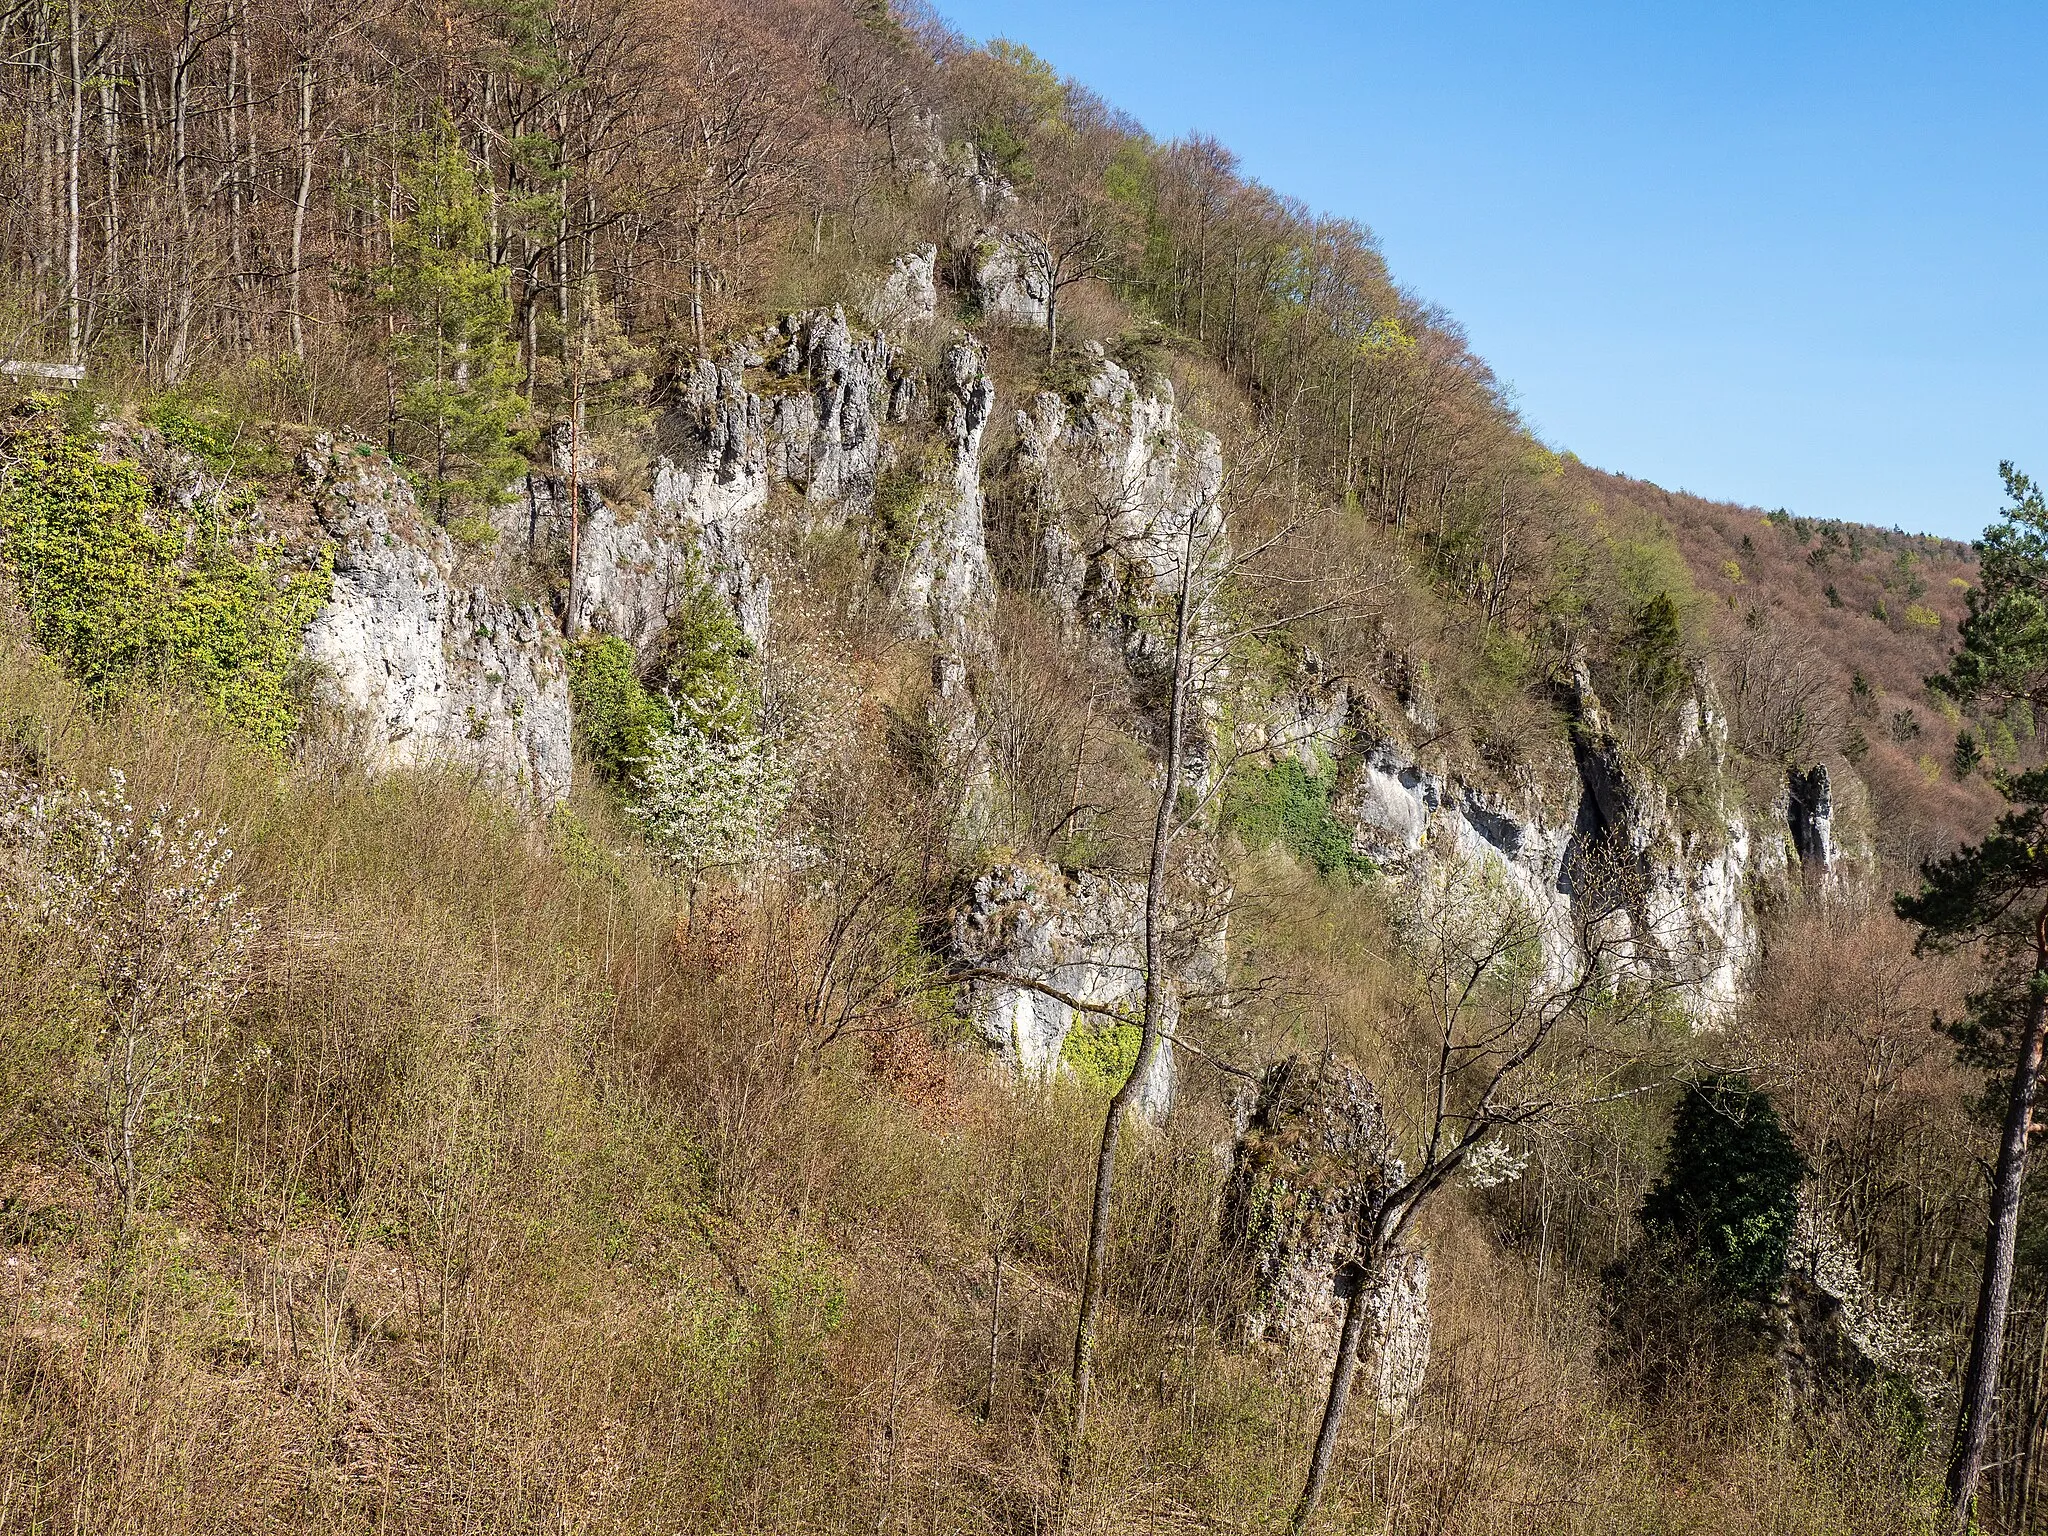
[65,0,82,363]
[1065,542,1195,1482]
[98,46,117,310]
[980,1252,1002,1421]
[1291,1264,1371,1536]
[1949,926,2048,1529]
[290,54,315,361]
[563,332,584,635]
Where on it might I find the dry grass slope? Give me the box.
[0,630,1949,1535]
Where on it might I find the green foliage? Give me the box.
[142,391,235,470]
[647,579,758,739]
[871,456,933,561]
[1222,758,1373,881]
[1619,592,1689,710]
[1933,463,2048,708]
[377,118,529,517]
[0,412,329,752]
[1641,1075,1806,1301]
[1954,729,1984,779]
[1896,767,2048,952]
[566,635,669,785]
[970,40,1064,185]
[1060,1015,1142,1091]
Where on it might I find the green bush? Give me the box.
[1060,1016,1142,1091]
[1641,1074,1806,1301]
[870,459,930,560]
[1619,591,1689,710]
[646,579,758,738]
[0,411,329,752]
[1222,758,1373,881]
[566,634,669,785]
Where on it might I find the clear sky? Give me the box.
[928,0,2048,541]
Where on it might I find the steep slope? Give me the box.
[1575,463,2000,863]
[0,3,2004,1533]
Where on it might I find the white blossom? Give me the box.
[628,705,792,877]
[1461,1137,1529,1189]
[1788,1190,1949,1409]
[1,768,254,1228]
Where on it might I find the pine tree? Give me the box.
[1898,461,2048,1530]
[1640,1074,1805,1301]
[379,120,528,518]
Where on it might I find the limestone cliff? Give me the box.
[297,438,572,807]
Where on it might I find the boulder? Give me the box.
[1223,1053,1431,1417]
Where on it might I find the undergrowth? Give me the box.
[0,406,329,752]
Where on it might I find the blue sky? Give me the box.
[929,1,2048,540]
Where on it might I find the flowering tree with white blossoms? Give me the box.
[0,769,254,1237]
[629,696,792,883]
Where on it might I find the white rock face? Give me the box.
[864,245,940,332]
[300,446,571,806]
[950,861,1225,1120]
[762,307,890,517]
[1340,742,1581,987]
[555,353,773,652]
[898,339,997,651]
[1332,670,1792,1025]
[1023,350,1226,609]
[966,229,1049,328]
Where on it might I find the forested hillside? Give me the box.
[0,2,2040,1533]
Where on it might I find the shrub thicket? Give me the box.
[0,410,329,752]
[566,634,669,784]
[1222,758,1373,881]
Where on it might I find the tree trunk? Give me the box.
[65,0,82,363]
[1949,926,2048,1529]
[563,333,584,635]
[290,54,315,362]
[1065,534,1195,1484]
[1291,1264,1371,1536]
[981,1252,1002,1421]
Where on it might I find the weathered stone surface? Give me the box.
[1786,764,1835,873]
[949,859,1224,1120]
[1223,1053,1431,1417]
[762,307,889,518]
[965,228,1050,329]
[898,339,997,650]
[1331,664,1793,1024]
[864,244,940,332]
[1030,349,1225,606]
[299,443,571,806]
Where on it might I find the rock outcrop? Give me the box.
[1331,665,1791,1024]
[546,352,773,652]
[964,229,1049,328]
[1786,764,1836,874]
[898,339,997,650]
[1019,349,1225,616]
[761,307,890,517]
[864,244,940,332]
[949,860,1226,1120]
[1223,1053,1431,1417]
[299,442,571,806]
